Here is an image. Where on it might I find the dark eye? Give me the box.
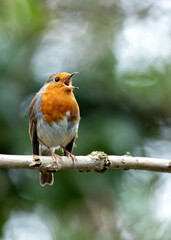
[55,77,60,82]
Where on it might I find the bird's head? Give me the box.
[45,72,78,91]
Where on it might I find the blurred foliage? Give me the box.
[1,0,171,239]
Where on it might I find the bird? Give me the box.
[29,72,80,186]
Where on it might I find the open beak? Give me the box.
[64,72,79,89]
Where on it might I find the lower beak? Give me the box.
[67,86,79,89]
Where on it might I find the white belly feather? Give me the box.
[37,117,79,148]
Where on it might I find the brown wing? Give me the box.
[29,93,54,186]
[29,94,39,155]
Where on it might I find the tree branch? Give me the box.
[0,151,171,173]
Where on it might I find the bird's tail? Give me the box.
[39,146,54,186]
[40,172,54,186]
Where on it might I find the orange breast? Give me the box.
[39,83,79,124]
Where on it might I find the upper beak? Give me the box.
[64,72,79,89]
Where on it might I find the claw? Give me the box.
[48,147,62,167]
[63,148,77,166]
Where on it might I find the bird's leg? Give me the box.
[62,147,77,166]
[48,147,62,166]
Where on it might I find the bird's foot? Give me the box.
[48,148,62,167]
[63,148,77,166]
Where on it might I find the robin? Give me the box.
[29,72,80,186]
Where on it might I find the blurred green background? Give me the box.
[1,0,171,239]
